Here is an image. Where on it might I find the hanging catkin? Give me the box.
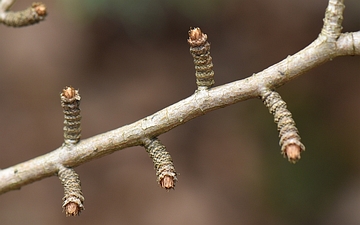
[261,90,305,162]
[2,2,47,27]
[143,138,177,189]
[188,27,215,89]
[60,87,81,145]
[58,166,84,216]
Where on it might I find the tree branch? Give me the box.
[0,0,357,198]
[0,0,15,12]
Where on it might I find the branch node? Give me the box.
[142,138,178,190]
[188,27,215,90]
[261,90,305,163]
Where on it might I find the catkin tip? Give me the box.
[188,27,202,40]
[33,2,47,16]
[187,27,207,46]
[160,175,175,189]
[62,86,76,99]
[285,144,302,163]
[64,202,82,216]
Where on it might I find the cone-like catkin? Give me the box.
[58,167,84,216]
[261,90,305,163]
[188,27,215,89]
[143,138,177,189]
[60,87,81,145]
[2,2,47,27]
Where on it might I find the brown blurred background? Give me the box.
[0,0,360,224]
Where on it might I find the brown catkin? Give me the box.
[261,90,305,163]
[58,167,84,216]
[60,87,81,145]
[143,138,177,189]
[2,2,47,27]
[188,27,215,89]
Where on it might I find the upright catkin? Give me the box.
[60,87,81,145]
[188,27,215,89]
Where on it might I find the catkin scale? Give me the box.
[261,90,305,162]
[143,138,177,189]
[2,2,47,27]
[188,28,215,89]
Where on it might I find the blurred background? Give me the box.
[0,0,360,224]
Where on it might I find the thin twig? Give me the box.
[0,0,16,12]
[0,0,358,195]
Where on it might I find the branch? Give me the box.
[0,0,15,11]
[0,0,357,208]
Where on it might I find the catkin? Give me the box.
[2,2,47,27]
[188,27,215,89]
[261,90,305,162]
[60,87,81,145]
[58,167,84,216]
[143,138,177,189]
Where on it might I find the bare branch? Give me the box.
[0,0,358,197]
[321,0,345,41]
[0,0,16,12]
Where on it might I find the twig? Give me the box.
[0,0,16,12]
[0,0,358,196]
